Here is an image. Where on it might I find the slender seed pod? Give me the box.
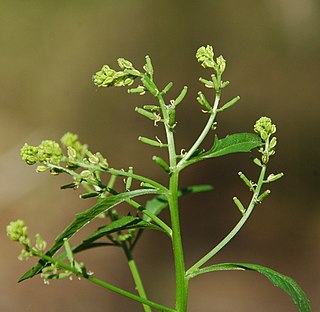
[238,171,255,191]
[168,105,176,129]
[217,96,240,112]
[174,86,188,106]
[152,156,170,173]
[141,75,159,96]
[138,136,168,147]
[135,107,161,121]
[258,190,271,203]
[161,82,173,95]
[125,167,133,191]
[233,197,246,215]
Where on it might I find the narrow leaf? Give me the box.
[19,188,159,282]
[188,263,311,312]
[203,133,262,158]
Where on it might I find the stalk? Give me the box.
[186,165,267,275]
[157,92,188,311]
[168,171,188,311]
[30,249,175,312]
[177,93,220,171]
[121,241,152,312]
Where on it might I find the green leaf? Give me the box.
[143,184,213,221]
[202,133,262,158]
[19,188,159,282]
[188,263,311,312]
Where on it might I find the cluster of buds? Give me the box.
[254,116,277,164]
[93,58,141,88]
[20,132,108,176]
[21,140,62,166]
[6,220,46,261]
[196,45,229,97]
[196,45,226,74]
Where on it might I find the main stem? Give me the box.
[157,93,188,311]
[168,171,188,312]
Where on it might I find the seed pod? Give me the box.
[174,86,188,106]
[233,197,246,215]
[257,189,271,203]
[142,75,158,96]
[125,167,133,191]
[161,82,173,94]
[238,171,255,191]
[217,96,240,112]
[152,156,170,172]
[138,136,167,148]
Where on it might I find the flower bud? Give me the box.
[216,55,226,73]
[117,58,133,70]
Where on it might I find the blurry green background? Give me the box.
[1,1,319,311]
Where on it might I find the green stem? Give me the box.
[186,165,267,276]
[121,241,152,312]
[168,171,188,312]
[156,91,188,311]
[108,168,168,193]
[31,249,175,312]
[177,94,220,171]
[126,198,172,237]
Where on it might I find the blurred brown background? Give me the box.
[1,1,319,311]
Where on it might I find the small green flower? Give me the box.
[196,45,215,68]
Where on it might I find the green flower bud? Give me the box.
[80,170,91,178]
[36,165,48,173]
[61,132,79,147]
[67,146,77,159]
[216,55,226,73]
[88,152,99,164]
[35,233,47,252]
[269,137,277,149]
[61,132,87,158]
[117,58,133,70]
[96,152,108,169]
[18,249,32,261]
[266,172,284,183]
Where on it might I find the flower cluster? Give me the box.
[7,220,47,261]
[254,117,276,141]
[93,58,141,88]
[7,219,30,245]
[254,116,277,163]
[196,45,226,74]
[21,140,62,166]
